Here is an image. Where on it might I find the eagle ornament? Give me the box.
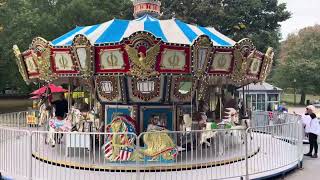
[125,43,160,78]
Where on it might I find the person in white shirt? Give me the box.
[303,113,320,158]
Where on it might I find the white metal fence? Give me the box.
[0,111,303,180]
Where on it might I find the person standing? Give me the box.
[304,113,320,158]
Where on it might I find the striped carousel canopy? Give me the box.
[51,15,236,47]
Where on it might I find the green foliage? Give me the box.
[272,25,320,103]
[161,0,290,51]
[0,0,132,93]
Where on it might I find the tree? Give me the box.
[272,25,320,105]
[0,0,132,93]
[161,0,290,52]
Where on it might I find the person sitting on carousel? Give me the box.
[147,115,165,131]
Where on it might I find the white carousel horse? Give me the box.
[220,108,252,144]
[199,122,218,147]
[197,113,218,147]
[45,108,81,147]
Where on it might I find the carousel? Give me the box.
[12,0,274,167]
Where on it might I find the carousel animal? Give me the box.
[199,113,218,147]
[220,108,252,144]
[38,96,55,127]
[102,115,140,162]
[45,107,82,147]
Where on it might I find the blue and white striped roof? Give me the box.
[51,15,236,47]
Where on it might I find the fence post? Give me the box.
[245,129,249,180]
[136,134,140,180]
[28,132,32,180]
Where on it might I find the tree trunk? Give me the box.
[300,90,306,105]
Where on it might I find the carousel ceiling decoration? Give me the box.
[12,45,30,84]
[171,76,194,102]
[131,77,161,101]
[125,33,161,78]
[192,36,213,78]
[96,76,120,102]
[210,51,233,74]
[259,47,275,82]
[231,39,256,84]
[15,5,274,87]
[30,37,57,82]
[71,34,94,79]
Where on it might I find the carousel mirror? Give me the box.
[76,47,88,69]
[178,81,192,95]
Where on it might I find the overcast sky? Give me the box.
[278,0,320,39]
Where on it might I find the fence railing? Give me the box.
[0,111,304,180]
[0,110,38,128]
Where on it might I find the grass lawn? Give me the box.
[282,93,320,106]
[0,98,33,113]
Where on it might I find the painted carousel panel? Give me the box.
[159,49,186,71]
[127,77,164,102]
[100,49,125,70]
[248,57,262,75]
[96,76,122,102]
[51,49,77,74]
[104,105,136,127]
[25,55,39,74]
[210,51,233,73]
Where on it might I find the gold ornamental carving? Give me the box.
[193,36,212,78]
[259,47,274,82]
[125,43,160,78]
[12,45,30,84]
[37,47,56,82]
[71,35,94,79]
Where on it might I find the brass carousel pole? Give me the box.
[68,78,72,111]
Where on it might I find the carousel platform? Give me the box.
[31,133,260,172]
[0,129,301,180]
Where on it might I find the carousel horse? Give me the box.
[220,108,252,144]
[142,130,178,162]
[141,117,177,162]
[199,113,219,147]
[102,115,141,162]
[38,96,55,127]
[45,108,82,147]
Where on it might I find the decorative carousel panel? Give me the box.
[127,77,163,102]
[13,45,30,84]
[95,46,129,73]
[140,106,175,132]
[22,50,39,78]
[125,32,161,78]
[248,53,263,76]
[157,46,190,73]
[209,51,233,74]
[192,36,213,77]
[71,35,94,78]
[105,105,137,130]
[51,48,78,74]
[170,76,194,102]
[96,76,122,102]
[259,47,274,82]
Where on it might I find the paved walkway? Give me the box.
[280,107,320,180]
